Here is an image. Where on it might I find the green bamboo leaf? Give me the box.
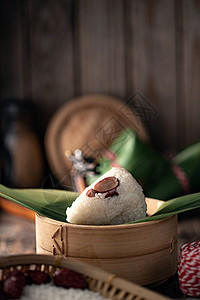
[1,184,200,225]
[130,192,200,224]
[0,184,79,222]
[153,193,200,215]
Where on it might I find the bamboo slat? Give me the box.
[36,198,178,285]
[0,254,170,300]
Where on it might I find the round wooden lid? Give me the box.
[45,94,149,189]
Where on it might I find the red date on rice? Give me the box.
[25,270,50,285]
[53,268,88,289]
[3,271,26,299]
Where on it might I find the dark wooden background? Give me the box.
[0,3,200,296]
[1,0,200,152]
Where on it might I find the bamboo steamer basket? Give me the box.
[45,94,149,188]
[36,198,178,286]
[0,254,170,300]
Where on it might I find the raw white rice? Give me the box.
[18,283,107,300]
[66,167,146,225]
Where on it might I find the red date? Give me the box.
[25,270,50,285]
[3,271,26,299]
[53,268,87,289]
[94,176,119,193]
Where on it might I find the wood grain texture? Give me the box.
[0,212,35,255]
[78,0,126,97]
[181,0,200,146]
[24,0,74,131]
[0,0,23,99]
[36,199,178,285]
[1,0,200,153]
[124,0,177,150]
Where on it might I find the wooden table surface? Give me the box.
[0,211,36,255]
[0,209,199,299]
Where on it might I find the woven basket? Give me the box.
[0,254,170,300]
[36,198,178,286]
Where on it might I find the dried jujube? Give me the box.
[105,189,119,198]
[86,189,96,197]
[3,271,26,299]
[24,270,50,285]
[94,176,119,193]
[53,268,88,289]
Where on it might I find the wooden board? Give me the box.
[124,0,177,150]
[21,0,74,132]
[1,0,200,163]
[0,0,23,99]
[0,212,36,255]
[78,0,125,97]
[181,0,200,146]
[45,94,149,188]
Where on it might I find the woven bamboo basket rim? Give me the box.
[45,94,149,188]
[37,213,176,229]
[0,254,170,300]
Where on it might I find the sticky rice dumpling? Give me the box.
[66,167,146,225]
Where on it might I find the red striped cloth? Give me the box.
[178,241,200,296]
